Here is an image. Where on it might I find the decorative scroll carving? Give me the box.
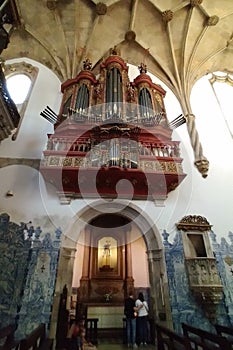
[176,215,212,231]
[94,82,103,99]
[126,83,136,102]
[186,258,222,286]
[194,159,209,178]
[186,257,223,319]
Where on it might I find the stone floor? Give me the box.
[97,343,156,350]
[96,340,156,350]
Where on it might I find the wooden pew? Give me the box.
[215,324,233,347]
[0,324,20,350]
[155,323,192,350]
[85,318,98,345]
[182,322,231,350]
[19,324,53,350]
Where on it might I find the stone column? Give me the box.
[79,243,91,301]
[49,247,76,341]
[125,242,134,296]
[147,249,172,327]
[82,243,90,277]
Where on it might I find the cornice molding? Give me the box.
[0,157,40,170]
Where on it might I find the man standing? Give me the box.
[124,291,137,348]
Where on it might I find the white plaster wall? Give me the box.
[72,243,84,287]
[131,236,150,287]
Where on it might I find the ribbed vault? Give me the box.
[2,0,233,176]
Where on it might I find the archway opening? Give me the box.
[51,203,170,345]
[71,212,149,313]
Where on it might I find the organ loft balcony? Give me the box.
[40,49,186,204]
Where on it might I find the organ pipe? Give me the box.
[83,86,89,110]
[106,68,123,115]
[63,95,71,115]
[75,84,89,112]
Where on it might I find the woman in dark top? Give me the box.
[124,291,138,348]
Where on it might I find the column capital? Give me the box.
[62,247,76,259]
[147,248,163,261]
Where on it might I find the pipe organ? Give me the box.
[40,48,186,204]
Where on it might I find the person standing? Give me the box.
[67,318,85,350]
[124,291,138,348]
[67,319,81,350]
[135,292,149,346]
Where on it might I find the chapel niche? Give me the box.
[78,213,135,305]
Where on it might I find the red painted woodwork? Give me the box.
[40,49,186,202]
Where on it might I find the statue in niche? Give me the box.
[83,58,92,71]
[98,237,117,272]
[100,240,113,271]
[103,240,111,256]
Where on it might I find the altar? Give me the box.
[87,304,124,328]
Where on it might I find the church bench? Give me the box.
[155,323,192,350]
[181,322,231,350]
[85,318,98,345]
[215,324,233,347]
[19,324,53,350]
[0,324,20,350]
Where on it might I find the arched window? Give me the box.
[4,61,38,139]
[5,62,38,115]
[7,73,31,106]
[209,72,233,138]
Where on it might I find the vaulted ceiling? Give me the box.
[2,1,233,98]
[1,0,233,176]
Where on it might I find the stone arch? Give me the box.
[50,200,172,339]
[61,200,163,250]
